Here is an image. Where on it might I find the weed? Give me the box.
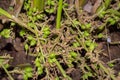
[0,0,119,80]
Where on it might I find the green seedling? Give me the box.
[85,23,91,29]
[107,17,116,25]
[35,57,44,75]
[48,53,72,80]
[83,31,90,37]
[42,26,51,38]
[27,35,37,46]
[85,40,92,47]
[10,22,16,26]
[85,40,96,52]
[45,0,55,13]
[69,51,78,58]
[23,66,33,80]
[97,33,104,38]
[89,43,96,52]
[36,14,45,20]
[81,24,86,30]
[98,11,106,18]
[108,62,114,68]
[73,42,80,47]
[0,29,11,38]
[81,23,91,30]
[24,43,29,51]
[19,29,26,37]
[96,0,111,16]
[30,39,37,46]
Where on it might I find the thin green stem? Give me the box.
[12,15,36,34]
[0,8,36,34]
[99,63,116,80]
[56,0,63,29]
[0,8,12,18]
[0,63,14,80]
[63,8,88,51]
[55,59,72,80]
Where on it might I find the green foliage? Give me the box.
[69,51,77,58]
[82,72,93,80]
[35,57,44,75]
[23,66,33,80]
[0,0,119,80]
[45,0,56,13]
[19,29,26,37]
[24,43,29,51]
[0,8,12,18]
[27,35,37,46]
[42,26,51,38]
[0,29,11,38]
[56,0,63,29]
[33,0,45,11]
[72,42,80,47]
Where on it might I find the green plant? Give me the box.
[0,29,11,38]
[0,0,119,80]
[45,0,56,13]
[33,0,45,11]
[0,56,13,80]
[48,53,72,80]
[56,0,63,29]
[23,66,33,80]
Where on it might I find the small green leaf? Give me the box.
[86,23,91,29]
[37,67,43,75]
[85,40,92,47]
[44,30,50,35]
[81,24,86,30]
[10,22,16,26]
[73,42,80,47]
[69,51,77,58]
[108,63,114,67]
[43,27,50,31]
[89,43,95,51]
[19,29,26,37]
[49,53,56,59]
[27,35,33,40]
[23,74,28,80]
[0,29,11,38]
[30,39,36,46]
[26,72,33,78]
[83,31,90,37]
[24,66,33,72]
[24,44,29,51]
[35,58,41,67]
[98,33,104,38]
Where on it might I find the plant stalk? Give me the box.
[56,0,63,29]
[33,0,44,11]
